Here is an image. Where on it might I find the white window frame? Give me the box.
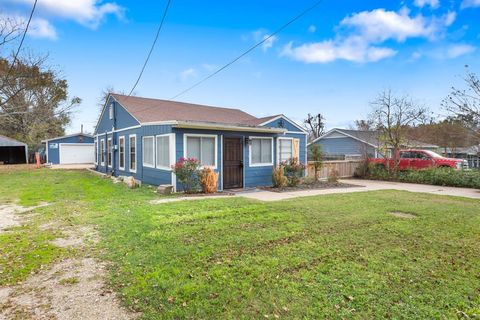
[249,136,274,167]
[277,137,294,164]
[100,138,105,166]
[142,136,155,168]
[109,104,113,120]
[94,138,98,165]
[107,137,113,167]
[155,133,175,171]
[118,136,125,170]
[129,134,137,173]
[183,133,218,169]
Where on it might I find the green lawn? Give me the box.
[1,169,479,319]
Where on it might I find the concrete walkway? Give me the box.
[238,179,480,202]
[49,164,94,170]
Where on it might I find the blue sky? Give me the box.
[1,0,479,133]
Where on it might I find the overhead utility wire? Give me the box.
[128,0,172,96]
[169,0,323,100]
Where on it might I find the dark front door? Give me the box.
[223,137,243,189]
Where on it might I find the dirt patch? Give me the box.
[0,258,136,320]
[0,164,39,172]
[51,226,99,248]
[0,202,49,232]
[261,182,362,193]
[389,211,417,219]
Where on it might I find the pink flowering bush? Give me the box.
[172,157,200,193]
[281,157,305,187]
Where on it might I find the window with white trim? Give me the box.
[129,135,136,172]
[118,136,125,170]
[100,139,105,165]
[278,138,293,163]
[109,104,113,119]
[143,136,155,167]
[156,135,170,169]
[94,139,98,164]
[185,135,216,167]
[107,138,112,167]
[250,137,273,166]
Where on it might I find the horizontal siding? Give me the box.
[262,116,305,133]
[312,137,376,158]
[95,96,140,134]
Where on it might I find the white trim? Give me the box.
[118,136,125,170]
[259,115,307,134]
[183,133,218,169]
[249,136,274,167]
[171,134,177,191]
[59,143,94,146]
[100,138,105,166]
[142,120,179,126]
[142,136,155,168]
[109,104,113,120]
[93,125,141,138]
[107,137,113,168]
[285,131,308,135]
[308,128,378,148]
[128,134,137,173]
[174,121,287,134]
[94,94,141,134]
[220,135,223,191]
[155,133,175,171]
[277,137,294,165]
[94,138,98,165]
[42,132,93,143]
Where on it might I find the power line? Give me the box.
[170,0,323,100]
[5,0,38,78]
[128,0,172,96]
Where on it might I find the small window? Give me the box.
[278,138,293,163]
[156,135,170,169]
[109,104,113,120]
[119,136,125,170]
[100,139,105,165]
[129,135,136,172]
[107,138,112,167]
[250,137,273,166]
[143,136,155,167]
[185,135,216,167]
[94,139,98,164]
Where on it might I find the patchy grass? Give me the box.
[59,276,79,286]
[1,169,480,319]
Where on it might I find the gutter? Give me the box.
[171,121,288,134]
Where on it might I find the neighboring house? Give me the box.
[0,135,28,164]
[442,146,480,169]
[308,128,438,160]
[94,94,307,191]
[42,133,94,165]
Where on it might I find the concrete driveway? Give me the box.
[239,179,480,202]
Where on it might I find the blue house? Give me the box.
[94,94,307,191]
[309,128,438,160]
[43,133,94,164]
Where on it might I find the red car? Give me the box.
[370,149,469,170]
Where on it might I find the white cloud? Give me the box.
[308,25,316,33]
[461,0,480,8]
[29,18,57,39]
[446,44,476,58]
[414,0,440,8]
[282,39,397,63]
[7,0,125,28]
[252,29,278,51]
[282,8,455,64]
[180,68,197,81]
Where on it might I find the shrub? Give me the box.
[367,166,480,189]
[327,167,340,183]
[282,158,305,187]
[308,144,323,181]
[200,167,218,193]
[172,157,200,193]
[272,166,288,188]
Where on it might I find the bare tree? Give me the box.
[0,15,22,51]
[303,113,325,142]
[369,90,428,174]
[443,66,480,128]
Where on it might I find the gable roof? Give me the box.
[0,135,27,147]
[111,94,258,126]
[310,128,438,149]
[41,133,93,143]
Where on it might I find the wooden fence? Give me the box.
[307,160,363,180]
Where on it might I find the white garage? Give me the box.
[59,143,94,164]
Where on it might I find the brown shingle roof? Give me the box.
[111,94,260,126]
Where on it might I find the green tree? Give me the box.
[309,144,323,181]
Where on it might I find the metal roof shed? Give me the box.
[0,135,28,164]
